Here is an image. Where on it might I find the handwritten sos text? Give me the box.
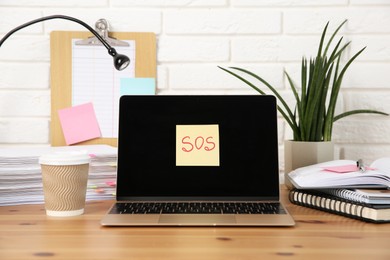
[181,136,216,152]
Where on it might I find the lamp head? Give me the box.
[114,54,130,71]
[108,47,130,71]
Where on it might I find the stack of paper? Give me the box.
[0,145,117,206]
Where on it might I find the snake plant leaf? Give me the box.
[334,110,389,122]
[228,66,298,128]
[217,66,299,134]
[323,19,347,56]
[323,46,367,141]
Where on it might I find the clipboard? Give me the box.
[50,21,156,147]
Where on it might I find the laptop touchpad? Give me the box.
[159,215,236,224]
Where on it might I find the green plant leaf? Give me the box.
[316,21,329,58]
[217,66,300,136]
[323,19,347,56]
[324,46,366,141]
[334,110,389,122]
[228,66,298,126]
[285,71,304,140]
[301,57,307,111]
[323,55,342,141]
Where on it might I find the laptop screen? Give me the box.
[116,95,280,200]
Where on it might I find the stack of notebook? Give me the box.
[289,188,390,223]
[0,145,117,206]
[287,158,390,223]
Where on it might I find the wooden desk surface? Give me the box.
[1,187,389,260]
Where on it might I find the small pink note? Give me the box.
[58,103,101,145]
[323,165,375,173]
[106,181,116,187]
[323,165,359,173]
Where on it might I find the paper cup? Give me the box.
[39,151,90,217]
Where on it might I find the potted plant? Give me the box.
[219,20,388,183]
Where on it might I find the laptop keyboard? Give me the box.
[110,202,286,215]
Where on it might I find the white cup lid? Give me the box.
[39,151,90,166]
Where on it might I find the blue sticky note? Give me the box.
[120,78,156,96]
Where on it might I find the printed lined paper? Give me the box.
[72,39,136,138]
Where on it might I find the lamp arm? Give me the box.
[0,15,116,56]
[0,15,130,70]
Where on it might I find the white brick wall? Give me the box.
[1,1,389,174]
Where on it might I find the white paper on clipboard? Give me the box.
[71,39,136,138]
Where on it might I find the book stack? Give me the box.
[287,158,390,223]
[0,145,117,206]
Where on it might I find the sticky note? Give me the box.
[323,165,375,173]
[58,103,101,145]
[106,181,116,187]
[120,78,155,95]
[323,165,359,173]
[176,125,220,166]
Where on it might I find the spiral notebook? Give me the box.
[320,188,390,204]
[289,189,390,223]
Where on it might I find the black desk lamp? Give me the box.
[0,15,130,71]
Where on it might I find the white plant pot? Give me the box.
[284,140,334,189]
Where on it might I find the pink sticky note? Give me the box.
[106,181,116,187]
[323,165,359,173]
[58,103,101,145]
[323,164,376,173]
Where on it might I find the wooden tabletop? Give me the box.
[1,187,389,260]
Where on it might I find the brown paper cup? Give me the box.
[40,152,90,217]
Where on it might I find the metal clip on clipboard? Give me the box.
[75,18,129,47]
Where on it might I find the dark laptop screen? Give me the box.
[116,95,280,200]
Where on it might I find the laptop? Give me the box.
[101,95,295,226]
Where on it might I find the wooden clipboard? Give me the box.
[50,31,156,147]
